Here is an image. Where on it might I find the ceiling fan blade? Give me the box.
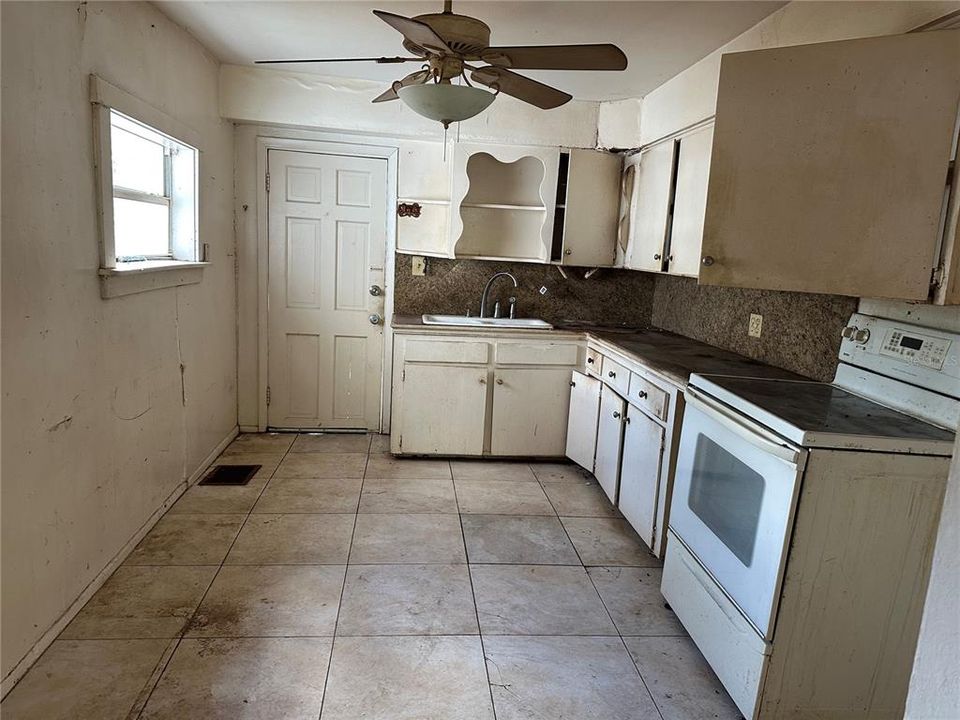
[470,66,572,110]
[255,56,418,65]
[481,44,628,71]
[373,10,451,53]
[372,69,431,103]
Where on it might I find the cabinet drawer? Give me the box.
[496,341,580,366]
[585,347,602,375]
[629,372,669,421]
[405,339,489,364]
[601,356,631,395]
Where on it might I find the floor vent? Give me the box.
[199,465,261,486]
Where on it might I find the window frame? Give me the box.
[90,75,207,297]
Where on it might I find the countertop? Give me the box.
[393,315,807,388]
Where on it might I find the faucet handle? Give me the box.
[508,296,516,319]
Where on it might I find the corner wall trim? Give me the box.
[0,425,239,699]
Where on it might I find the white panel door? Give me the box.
[267,149,387,430]
[594,385,626,504]
[565,370,601,471]
[491,367,573,456]
[398,364,488,455]
[618,404,665,549]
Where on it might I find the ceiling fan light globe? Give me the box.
[396,83,496,125]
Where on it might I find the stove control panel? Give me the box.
[880,329,951,370]
[838,313,959,399]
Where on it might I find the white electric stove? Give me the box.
[662,313,958,720]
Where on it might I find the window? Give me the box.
[92,75,204,297]
[109,110,197,263]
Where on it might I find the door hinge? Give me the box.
[265,172,270,193]
[266,386,272,405]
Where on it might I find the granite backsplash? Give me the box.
[649,275,858,382]
[393,256,857,382]
[393,256,655,326]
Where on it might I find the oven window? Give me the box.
[687,434,765,566]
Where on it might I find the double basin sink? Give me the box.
[422,314,553,330]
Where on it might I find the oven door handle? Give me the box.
[686,387,802,465]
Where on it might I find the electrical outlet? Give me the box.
[749,313,763,338]
[411,256,426,276]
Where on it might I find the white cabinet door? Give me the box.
[398,364,487,455]
[618,404,665,549]
[668,123,714,278]
[700,30,960,299]
[565,370,601,471]
[561,149,621,267]
[627,140,674,272]
[594,385,626,503]
[492,367,573,456]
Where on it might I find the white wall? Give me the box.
[598,0,960,148]
[0,1,237,689]
[220,64,600,149]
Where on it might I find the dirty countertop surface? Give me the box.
[393,314,808,388]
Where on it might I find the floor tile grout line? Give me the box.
[453,479,500,720]
[132,431,299,718]
[316,437,372,720]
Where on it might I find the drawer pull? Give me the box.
[587,357,595,364]
[637,391,648,399]
[608,371,616,378]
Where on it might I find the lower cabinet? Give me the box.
[565,370,601,471]
[618,404,666,549]
[594,385,626,504]
[392,332,583,456]
[492,367,574,456]
[398,364,487,455]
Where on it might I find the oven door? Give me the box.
[670,387,806,640]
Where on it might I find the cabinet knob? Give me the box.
[608,371,616,378]
[496,378,504,385]
[564,249,572,256]
[570,381,576,387]
[624,416,631,424]
[613,411,621,419]
[637,391,648,399]
[701,255,715,267]
[369,314,382,325]
[479,378,487,385]
[587,357,595,364]
[653,253,661,261]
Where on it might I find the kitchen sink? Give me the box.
[421,314,553,329]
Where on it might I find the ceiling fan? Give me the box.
[256,1,628,127]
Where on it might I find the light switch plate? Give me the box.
[411,256,426,276]
[749,313,763,338]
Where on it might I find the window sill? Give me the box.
[99,260,209,299]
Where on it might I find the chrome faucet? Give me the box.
[480,271,518,318]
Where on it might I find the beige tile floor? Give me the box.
[1,433,741,720]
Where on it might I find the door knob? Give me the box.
[368,314,382,325]
[369,285,383,296]
[701,255,715,267]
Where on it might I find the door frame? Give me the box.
[256,136,399,433]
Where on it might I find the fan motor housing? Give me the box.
[407,12,491,57]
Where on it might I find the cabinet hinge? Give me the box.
[931,264,945,289]
[266,386,272,405]
[401,368,406,382]
[265,172,270,193]
[398,435,402,450]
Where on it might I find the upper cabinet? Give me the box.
[450,143,560,262]
[624,29,960,303]
[549,149,622,266]
[699,30,960,301]
[396,141,453,258]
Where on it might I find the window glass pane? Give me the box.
[687,433,765,566]
[113,198,170,258]
[111,116,165,195]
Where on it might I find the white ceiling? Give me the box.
[156,1,786,102]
